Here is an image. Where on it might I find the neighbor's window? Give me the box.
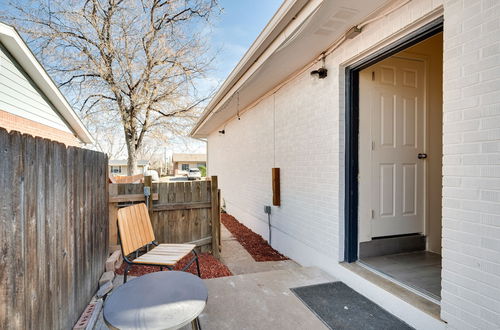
[182,164,189,171]
[111,166,121,174]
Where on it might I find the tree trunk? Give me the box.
[126,139,138,176]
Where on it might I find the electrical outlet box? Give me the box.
[264,205,271,214]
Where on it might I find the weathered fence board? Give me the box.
[109,178,220,255]
[0,128,108,330]
[111,173,144,183]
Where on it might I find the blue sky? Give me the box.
[181,0,283,153]
[210,0,282,82]
[0,0,283,154]
[185,0,283,153]
[0,0,282,90]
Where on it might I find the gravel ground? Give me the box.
[115,252,232,279]
[221,213,288,262]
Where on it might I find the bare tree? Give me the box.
[3,0,218,175]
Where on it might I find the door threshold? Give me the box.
[340,262,442,321]
[357,260,441,305]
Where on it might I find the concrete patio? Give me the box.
[95,224,334,329]
[197,267,332,330]
[199,224,333,329]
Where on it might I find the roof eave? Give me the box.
[190,0,310,137]
[0,23,94,144]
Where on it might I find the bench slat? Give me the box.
[133,244,195,266]
[117,203,156,255]
[117,204,196,268]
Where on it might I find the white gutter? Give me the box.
[0,22,94,144]
[190,0,313,136]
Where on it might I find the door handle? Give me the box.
[418,153,427,159]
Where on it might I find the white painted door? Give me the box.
[359,56,426,239]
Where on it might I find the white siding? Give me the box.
[441,1,500,329]
[208,1,448,328]
[207,0,500,328]
[0,42,72,133]
[109,165,147,175]
[209,0,445,262]
[209,71,340,257]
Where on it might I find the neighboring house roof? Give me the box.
[172,153,207,163]
[109,159,149,166]
[191,0,388,138]
[0,22,93,144]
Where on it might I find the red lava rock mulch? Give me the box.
[115,252,232,279]
[221,213,288,262]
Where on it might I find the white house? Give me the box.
[0,22,92,145]
[172,153,207,176]
[191,1,500,329]
[108,159,149,176]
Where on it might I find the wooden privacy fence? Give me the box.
[0,128,109,330]
[109,173,144,183]
[109,176,221,258]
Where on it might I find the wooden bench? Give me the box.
[117,203,200,282]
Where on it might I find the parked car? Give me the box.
[187,168,202,180]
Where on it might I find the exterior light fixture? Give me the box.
[310,67,328,79]
[310,54,328,79]
[218,129,225,134]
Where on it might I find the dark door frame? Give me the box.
[344,18,444,262]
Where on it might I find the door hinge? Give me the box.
[371,141,375,150]
[371,210,375,219]
[372,71,375,81]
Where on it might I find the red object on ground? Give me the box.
[115,252,232,279]
[221,213,288,262]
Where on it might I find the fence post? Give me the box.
[108,183,120,252]
[144,175,153,216]
[210,176,220,259]
[218,188,221,252]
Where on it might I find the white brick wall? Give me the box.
[208,55,341,261]
[207,0,500,328]
[441,0,500,329]
[209,0,444,258]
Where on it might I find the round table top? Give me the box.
[104,271,207,330]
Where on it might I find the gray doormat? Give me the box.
[291,282,413,330]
